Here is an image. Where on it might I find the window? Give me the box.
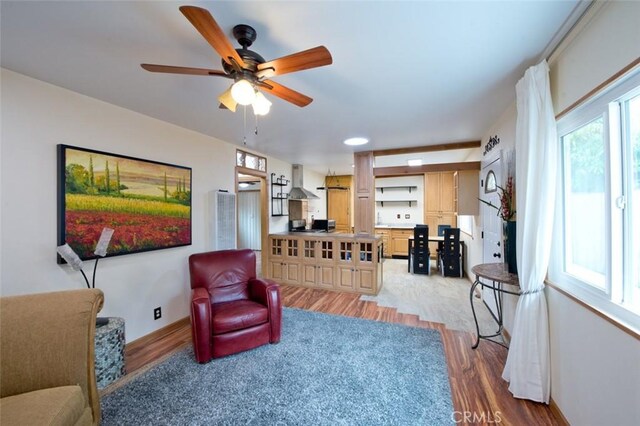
[551,69,640,331]
[485,170,497,193]
[561,116,606,289]
[236,149,266,172]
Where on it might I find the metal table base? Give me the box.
[470,263,520,349]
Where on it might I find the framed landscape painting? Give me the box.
[57,144,192,260]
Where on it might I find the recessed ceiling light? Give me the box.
[238,182,251,188]
[407,159,422,166]
[343,137,369,146]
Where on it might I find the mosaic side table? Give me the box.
[95,317,126,389]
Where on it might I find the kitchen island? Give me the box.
[267,232,383,295]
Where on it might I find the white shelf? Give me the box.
[375,199,418,207]
[375,185,418,194]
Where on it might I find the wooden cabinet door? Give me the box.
[356,268,375,293]
[425,173,441,214]
[328,189,350,232]
[390,229,413,256]
[354,152,373,195]
[301,264,317,287]
[425,172,456,213]
[391,235,409,256]
[301,264,334,289]
[336,266,355,291]
[440,172,456,212]
[269,261,284,281]
[283,263,301,285]
[354,196,373,235]
[317,266,335,289]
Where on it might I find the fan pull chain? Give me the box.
[255,114,259,136]
[242,105,247,145]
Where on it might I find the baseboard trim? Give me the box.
[549,397,570,426]
[125,316,190,355]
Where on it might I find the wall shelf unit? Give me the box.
[375,200,418,207]
[375,185,418,194]
[375,185,419,206]
[270,173,290,217]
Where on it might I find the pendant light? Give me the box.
[231,80,256,105]
[252,92,272,116]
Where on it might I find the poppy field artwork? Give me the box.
[57,145,192,260]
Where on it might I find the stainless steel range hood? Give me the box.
[288,164,319,199]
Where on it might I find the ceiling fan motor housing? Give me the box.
[222,24,266,75]
[233,24,257,48]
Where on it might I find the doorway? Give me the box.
[236,169,268,276]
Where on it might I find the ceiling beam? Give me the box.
[372,140,481,157]
[374,161,481,177]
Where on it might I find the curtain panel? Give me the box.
[502,60,557,403]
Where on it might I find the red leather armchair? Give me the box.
[189,249,282,363]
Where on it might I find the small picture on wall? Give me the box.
[57,144,192,260]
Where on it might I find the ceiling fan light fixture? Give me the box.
[218,86,238,112]
[231,79,256,105]
[343,137,369,146]
[252,92,272,116]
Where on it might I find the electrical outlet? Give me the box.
[153,307,161,320]
[396,214,401,219]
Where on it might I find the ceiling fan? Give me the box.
[141,5,333,114]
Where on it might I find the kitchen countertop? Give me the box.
[374,224,417,229]
[271,231,381,240]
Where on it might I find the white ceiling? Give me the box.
[1,1,580,174]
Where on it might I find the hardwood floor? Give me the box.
[124,286,565,425]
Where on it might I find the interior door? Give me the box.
[481,158,502,318]
[237,190,261,250]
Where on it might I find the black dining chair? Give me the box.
[439,227,463,277]
[410,225,430,275]
[435,224,451,270]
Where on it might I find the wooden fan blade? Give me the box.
[179,6,246,68]
[257,46,332,76]
[140,64,231,78]
[261,80,312,107]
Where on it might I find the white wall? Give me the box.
[544,2,640,424]
[374,175,424,225]
[303,168,327,222]
[550,1,640,114]
[478,2,640,424]
[0,69,292,342]
[473,103,518,332]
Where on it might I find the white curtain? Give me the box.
[502,60,557,403]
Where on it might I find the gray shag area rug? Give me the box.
[101,308,454,425]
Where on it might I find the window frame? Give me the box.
[550,68,640,332]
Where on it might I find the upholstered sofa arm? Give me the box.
[0,289,103,425]
[249,278,282,343]
[191,287,212,363]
